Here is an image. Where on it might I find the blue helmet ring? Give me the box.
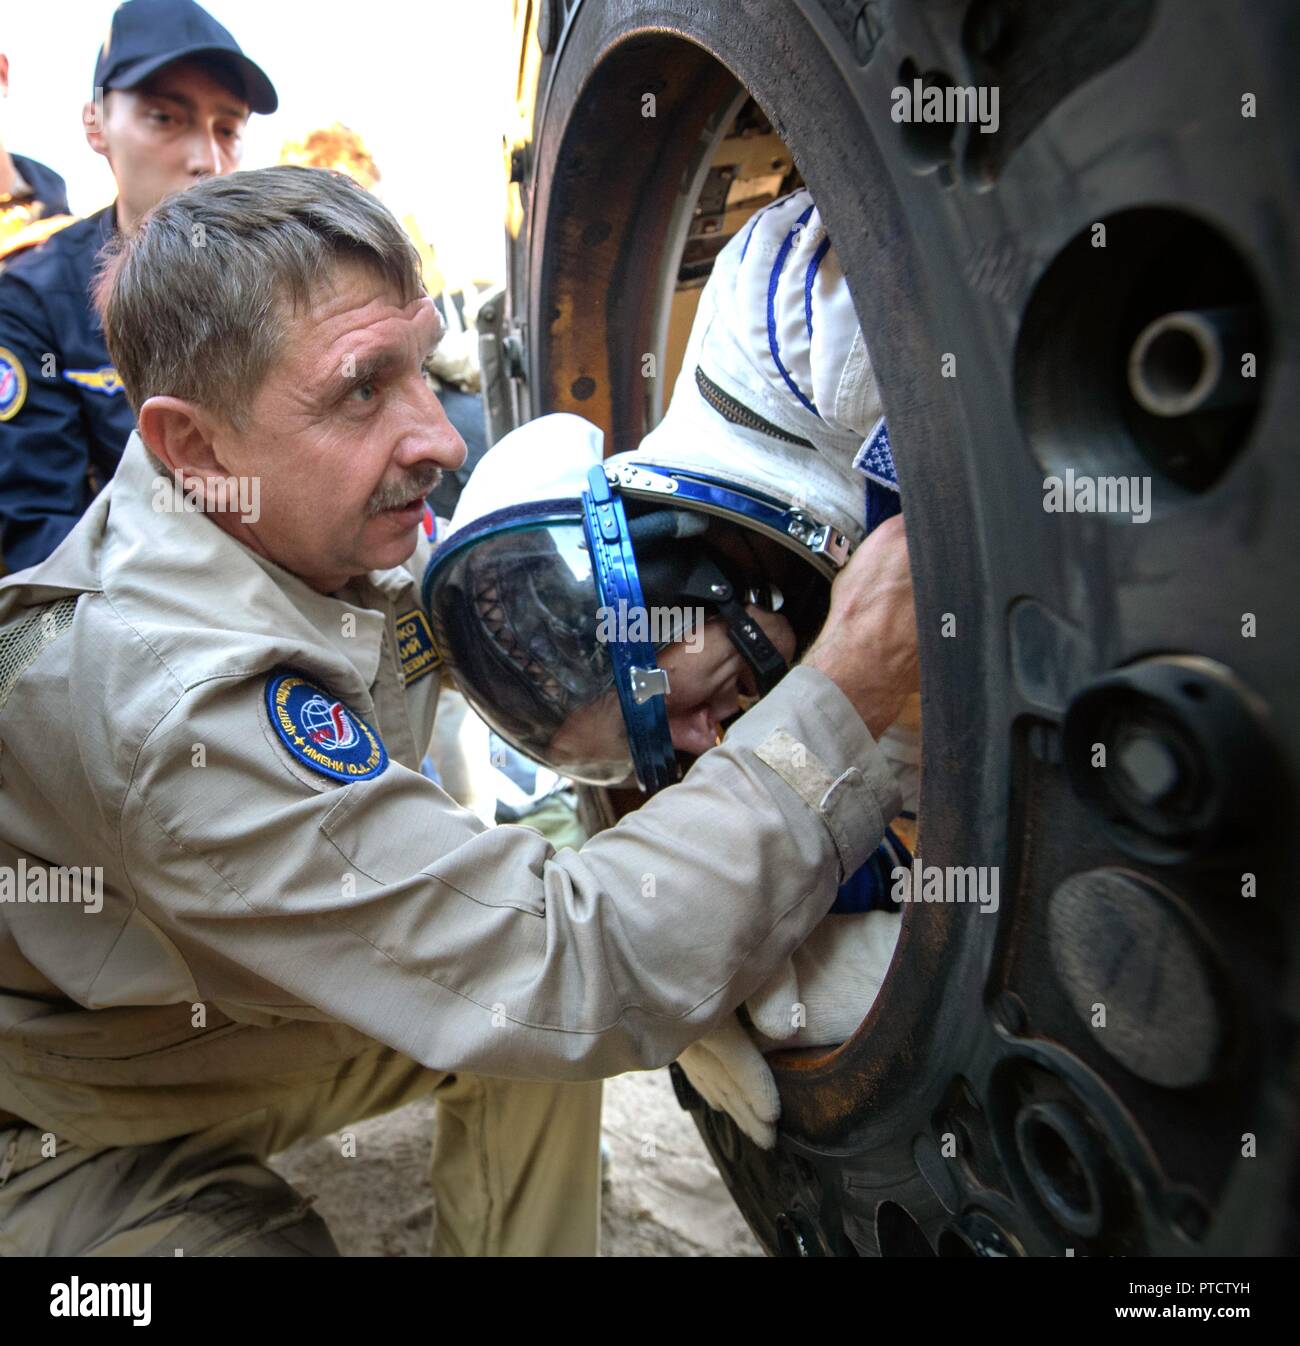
[580,463,680,793]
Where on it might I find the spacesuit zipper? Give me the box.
[694,366,816,448]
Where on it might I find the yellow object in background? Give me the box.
[0,207,76,263]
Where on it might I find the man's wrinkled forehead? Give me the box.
[286,266,442,387]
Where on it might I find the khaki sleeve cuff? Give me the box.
[722,664,904,879]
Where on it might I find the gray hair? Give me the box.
[94,165,424,431]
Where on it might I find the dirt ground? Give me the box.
[268,1065,762,1256]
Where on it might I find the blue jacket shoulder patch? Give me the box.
[265,670,388,782]
[0,346,28,421]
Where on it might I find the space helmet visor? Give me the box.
[423,501,641,787]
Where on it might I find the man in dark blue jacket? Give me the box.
[0,0,275,573]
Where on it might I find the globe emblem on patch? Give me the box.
[301,694,359,751]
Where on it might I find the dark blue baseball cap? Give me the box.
[93,0,278,115]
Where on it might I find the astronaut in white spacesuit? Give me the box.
[423,189,921,1148]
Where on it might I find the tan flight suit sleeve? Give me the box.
[121,663,900,1082]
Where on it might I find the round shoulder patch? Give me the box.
[265,671,388,782]
[0,347,29,422]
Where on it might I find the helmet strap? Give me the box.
[676,553,789,695]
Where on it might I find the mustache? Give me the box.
[366,465,443,515]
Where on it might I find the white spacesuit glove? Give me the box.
[677,910,902,1149]
[675,648,917,1154]
[745,909,901,1048]
[676,1013,784,1150]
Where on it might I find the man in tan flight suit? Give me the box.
[0,165,916,1256]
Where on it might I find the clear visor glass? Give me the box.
[425,520,639,786]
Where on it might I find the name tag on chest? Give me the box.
[395,609,441,686]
